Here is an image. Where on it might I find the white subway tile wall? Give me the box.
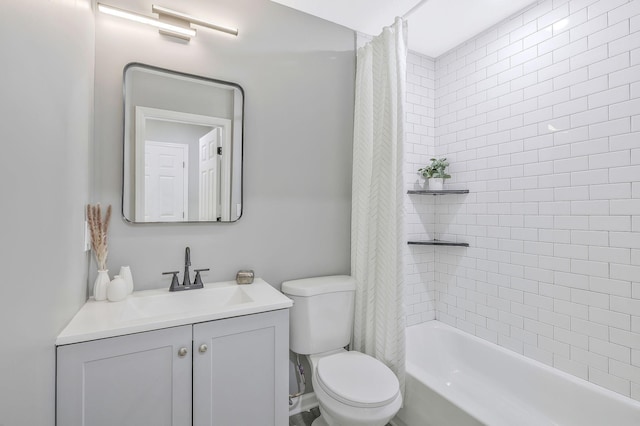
[405,0,640,401]
[405,51,437,326]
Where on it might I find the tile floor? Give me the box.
[289,408,321,426]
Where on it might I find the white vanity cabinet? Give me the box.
[56,325,193,426]
[57,309,289,426]
[193,310,289,426]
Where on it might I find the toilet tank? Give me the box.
[281,275,355,355]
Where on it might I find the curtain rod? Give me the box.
[402,0,431,19]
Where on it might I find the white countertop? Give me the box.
[57,278,293,345]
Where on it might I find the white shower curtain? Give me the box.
[351,17,407,395]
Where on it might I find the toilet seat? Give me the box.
[316,351,400,408]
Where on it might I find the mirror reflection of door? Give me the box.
[199,127,233,221]
[199,129,219,221]
[123,64,244,223]
[144,141,188,222]
[133,107,232,222]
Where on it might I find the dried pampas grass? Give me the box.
[87,204,112,271]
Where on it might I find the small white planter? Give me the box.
[429,178,444,190]
[119,265,134,294]
[107,275,128,302]
[93,270,110,301]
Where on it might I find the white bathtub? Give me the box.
[394,321,640,426]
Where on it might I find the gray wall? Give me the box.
[0,0,353,422]
[0,1,95,425]
[126,66,235,120]
[95,0,356,290]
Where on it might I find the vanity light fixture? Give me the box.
[152,5,239,37]
[97,3,238,41]
[97,3,196,39]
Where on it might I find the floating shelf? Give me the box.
[407,189,469,195]
[407,188,471,247]
[407,240,470,247]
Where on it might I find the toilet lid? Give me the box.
[316,352,400,408]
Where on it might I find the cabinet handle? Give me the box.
[178,347,188,357]
[199,344,208,353]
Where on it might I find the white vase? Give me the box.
[93,270,110,301]
[108,275,128,302]
[429,178,444,190]
[119,266,134,294]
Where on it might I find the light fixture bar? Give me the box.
[152,5,239,36]
[97,3,196,39]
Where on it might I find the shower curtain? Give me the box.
[351,17,407,395]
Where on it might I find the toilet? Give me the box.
[281,275,402,426]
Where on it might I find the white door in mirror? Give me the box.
[143,141,188,222]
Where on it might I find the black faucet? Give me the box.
[162,247,209,292]
[183,247,191,287]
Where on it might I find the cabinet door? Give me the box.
[193,309,289,426]
[57,325,192,426]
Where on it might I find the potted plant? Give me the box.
[418,158,451,190]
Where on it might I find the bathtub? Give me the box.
[393,321,640,426]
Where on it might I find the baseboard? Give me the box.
[288,392,319,416]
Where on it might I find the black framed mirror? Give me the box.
[122,63,244,223]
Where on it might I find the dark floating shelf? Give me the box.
[408,240,470,247]
[407,189,469,195]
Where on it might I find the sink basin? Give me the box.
[119,286,253,322]
[56,278,293,345]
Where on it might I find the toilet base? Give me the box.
[308,352,402,426]
[311,415,329,426]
